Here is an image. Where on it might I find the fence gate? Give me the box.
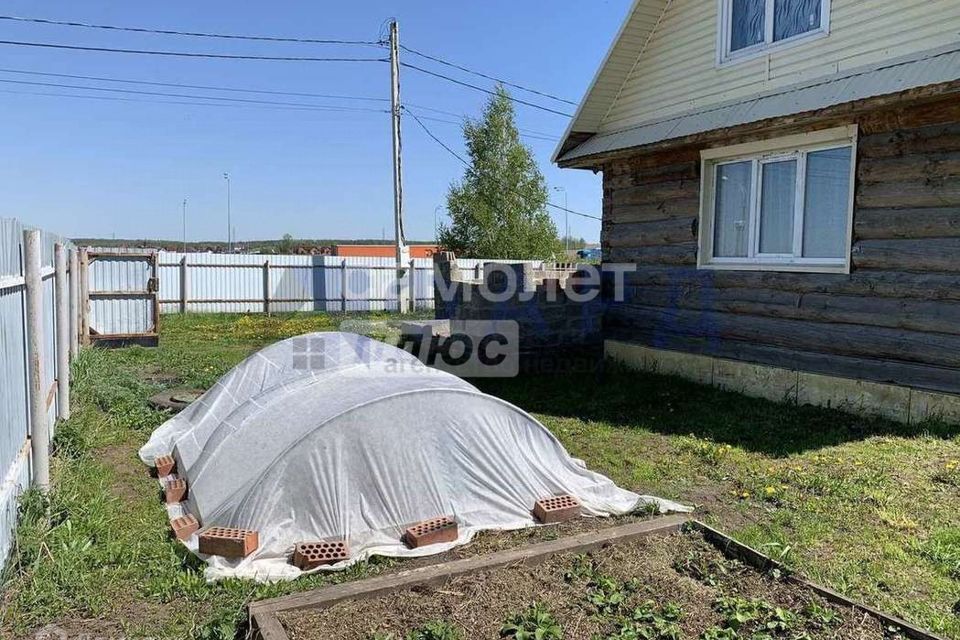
[83,250,159,346]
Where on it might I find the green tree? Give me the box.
[277,233,295,254]
[439,86,561,259]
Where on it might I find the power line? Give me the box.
[401,62,573,118]
[404,108,601,222]
[0,39,389,62]
[0,87,388,114]
[403,110,558,142]
[0,67,391,102]
[0,15,383,46]
[0,77,390,112]
[400,44,576,106]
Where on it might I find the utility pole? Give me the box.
[182,198,187,254]
[223,172,232,252]
[389,19,410,313]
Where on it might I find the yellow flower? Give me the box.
[765,486,776,495]
[740,491,751,499]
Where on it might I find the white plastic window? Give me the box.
[700,130,856,273]
[720,0,829,63]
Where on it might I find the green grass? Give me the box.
[2,312,959,639]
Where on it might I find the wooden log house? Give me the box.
[555,0,960,422]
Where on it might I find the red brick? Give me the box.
[533,494,581,524]
[171,514,199,541]
[164,478,188,504]
[403,516,458,549]
[198,527,259,558]
[292,539,350,570]
[154,454,177,477]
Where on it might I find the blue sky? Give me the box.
[0,1,629,243]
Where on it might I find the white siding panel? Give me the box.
[600,0,960,133]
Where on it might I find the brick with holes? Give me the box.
[171,514,199,541]
[292,539,350,570]
[533,494,581,524]
[164,478,188,504]
[154,454,177,477]
[402,516,459,549]
[198,527,259,558]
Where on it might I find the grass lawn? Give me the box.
[2,312,959,639]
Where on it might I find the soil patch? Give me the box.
[280,529,892,640]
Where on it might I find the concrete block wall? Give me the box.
[433,252,603,372]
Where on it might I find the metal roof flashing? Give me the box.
[557,43,960,167]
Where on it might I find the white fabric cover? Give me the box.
[140,332,690,581]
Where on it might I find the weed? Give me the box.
[586,573,642,617]
[712,596,772,631]
[701,627,739,640]
[406,620,463,640]
[500,602,562,639]
[917,528,960,579]
[672,548,741,586]
[802,602,842,628]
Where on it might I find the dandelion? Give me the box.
[765,486,776,496]
[740,491,751,499]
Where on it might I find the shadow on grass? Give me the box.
[474,363,960,457]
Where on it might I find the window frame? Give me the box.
[697,125,858,274]
[717,0,832,66]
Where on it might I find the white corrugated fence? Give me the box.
[0,218,77,567]
[154,251,535,314]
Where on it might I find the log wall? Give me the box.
[601,98,960,395]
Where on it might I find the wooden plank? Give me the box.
[859,122,960,159]
[858,152,960,183]
[853,238,960,272]
[249,609,289,640]
[605,197,701,225]
[621,267,960,301]
[45,381,57,410]
[603,217,696,248]
[249,516,689,616]
[605,243,698,266]
[605,304,960,369]
[607,180,699,207]
[624,284,960,335]
[857,177,960,209]
[603,161,700,190]
[855,207,960,240]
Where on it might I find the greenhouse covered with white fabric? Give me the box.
[140,332,688,581]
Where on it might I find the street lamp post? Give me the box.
[553,186,569,253]
[434,205,443,245]
[223,172,232,252]
[182,198,187,253]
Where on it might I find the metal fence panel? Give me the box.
[153,251,541,314]
[87,253,155,339]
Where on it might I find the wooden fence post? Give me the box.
[23,229,49,490]
[179,255,189,314]
[341,259,348,312]
[68,248,79,359]
[54,243,70,421]
[79,247,90,346]
[262,260,271,315]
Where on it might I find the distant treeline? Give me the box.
[74,238,437,254]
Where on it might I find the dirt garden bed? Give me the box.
[253,519,940,640]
